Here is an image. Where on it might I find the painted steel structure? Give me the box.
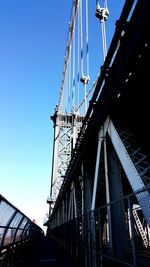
[47,0,150,266]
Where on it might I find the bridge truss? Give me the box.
[46,0,150,266]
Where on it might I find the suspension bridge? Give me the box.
[1,0,150,266]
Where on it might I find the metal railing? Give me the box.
[49,186,150,267]
[0,194,44,266]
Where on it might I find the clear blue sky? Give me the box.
[0,0,125,230]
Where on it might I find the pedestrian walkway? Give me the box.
[25,236,76,267]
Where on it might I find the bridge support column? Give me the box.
[84,170,92,215]
[104,135,113,252]
[83,169,92,267]
[107,138,128,260]
[90,128,104,267]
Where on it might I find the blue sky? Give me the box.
[0,0,125,230]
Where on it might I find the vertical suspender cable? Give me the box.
[69,45,72,112]
[103,0,108,60]
[58,0,79,112]
[72,25,76,112]
[104,0,108,9]
[68,51,70,111]
[101,19,107,60]
[79,0,84,76]
[96,0,109,62]
[65,68,67,113]
[77,8,80,112]
[85,0,89,76]
[79,0,90,115]
[84,0,90,115]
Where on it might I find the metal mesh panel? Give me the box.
[21,221,31,239]
[9,212,23,228]
[0,201,15,226]
[0,195,43,267]
[14,216,28,242]
[3,212,24,245]
[3,228,15,246]
[15,229,24,242]
[0,195,43,249]
[0,200,16,246]
[0,228,5,246]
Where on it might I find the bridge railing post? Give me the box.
[83,213,90,267]
[90,211,97,267]
[97,208,103,267]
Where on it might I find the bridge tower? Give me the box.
[48,106,84,213]
[47,0,92,214]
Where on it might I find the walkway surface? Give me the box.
[25,236,76,267]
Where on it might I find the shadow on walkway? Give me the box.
[26,236,76,267]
